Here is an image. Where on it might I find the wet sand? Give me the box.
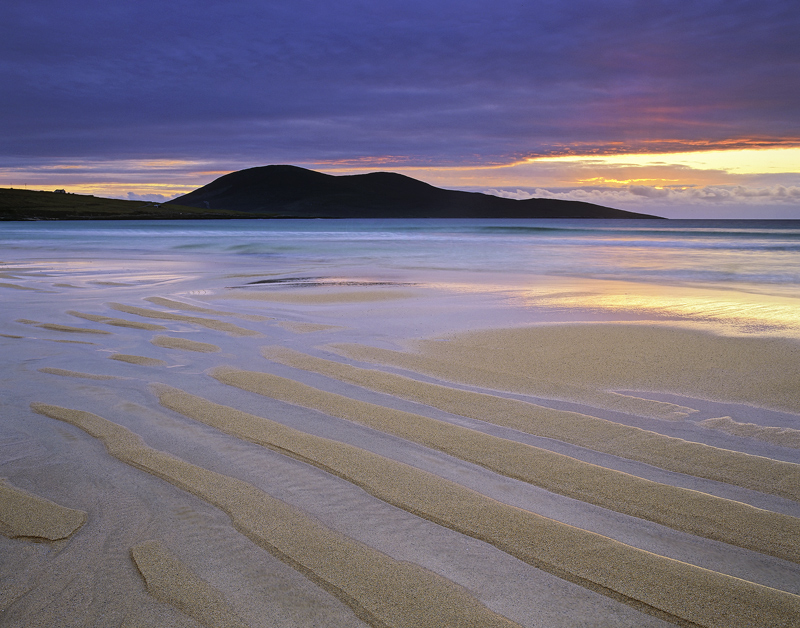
[2,259,800,627]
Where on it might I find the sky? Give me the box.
[1,0,799,218]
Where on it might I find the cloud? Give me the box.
[125,192,173,202]
[1,0,798,219]
[483,184,800,217]
[628,186,671,198]
[2,0,798,168]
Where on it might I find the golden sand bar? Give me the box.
[151,335,220,353]
[0,478,86,541]
[262,346,800,501]
[108,303,259,337]
[152,387,800,628]
[131,540,249,628]
[30,403,522,628]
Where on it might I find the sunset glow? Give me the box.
[1,1,797,217]
[526,147,800,176]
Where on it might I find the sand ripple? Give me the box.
[210,366,800,564]
[67,310,167,331]
[152,386,800,628]
[109,303,259,337]
[38,367,118,380]
[16,318,112,334]
[110,354,168,366]
[262,346,800,502]
[30,402,522,628]
[151,335,220,353]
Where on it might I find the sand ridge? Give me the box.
[131,540,249,628]
[701,417,800,449]
[151,335,220,353]
[144,297,274,322]
[15,318,112,335]
[108,303,260,337]
[330,343,696,421]
[275,321,345,334]
[0,478,86,541]
[91,281,134,287]
[29,402,523,628]
[67,310,168,331]
[221,289,418,304]
[110,354,168,367]
[38,367,119,380]
[152,386,800,628]
[335,324,800,414]
[144,297,237,315]
[262,346,800,502]
[47,339,96,344]
[209,366,800,563]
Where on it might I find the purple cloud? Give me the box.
[1,0,798,169]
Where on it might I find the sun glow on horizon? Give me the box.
[2,147,798,214]
[525,147,800,176]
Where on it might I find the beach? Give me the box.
[2,219,800,627]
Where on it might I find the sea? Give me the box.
[2,218,800,286]
[2,218,800,336]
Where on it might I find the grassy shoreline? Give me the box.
[0,188,286,220]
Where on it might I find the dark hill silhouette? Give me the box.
[167,165,663,219]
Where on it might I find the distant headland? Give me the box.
[1,165,663,220]
[169,165,663,219]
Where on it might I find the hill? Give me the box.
[168,165,663,219]
[0,188,284,221]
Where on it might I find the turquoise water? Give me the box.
[2,219,800,291]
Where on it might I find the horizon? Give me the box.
[5,159,800,221]
[2,1,798,219]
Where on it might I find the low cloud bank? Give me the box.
[125,192,175,203]
[486,185,800,206]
